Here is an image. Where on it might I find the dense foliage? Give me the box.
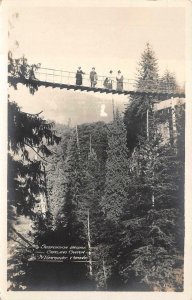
[101,110,130,222]
[7,97,61,289]
[8,52,40,94]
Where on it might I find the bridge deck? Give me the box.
[8,66,185,97]
[8,76,185,98]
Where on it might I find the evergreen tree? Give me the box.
[45,124,72,227]
[117,208,183,291]
[124,43,159,151]
[46,121,108,229]
[8,52,41,95]
[128,133,181,213]
[102,110,129,223]
[136,42,159,92]
[56,128,86,239]
[160,69,178,94]
[111,122,184,291]
[84,146,105,244]
[7,99,61,290]
[8,100,61,222]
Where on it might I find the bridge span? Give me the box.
[8,67,185,98]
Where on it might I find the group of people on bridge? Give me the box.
[76,67,124,92]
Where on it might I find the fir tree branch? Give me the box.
[11,237,32,251]
[22,110,43,116]
[9,225,36,249]
[24,142,53,164]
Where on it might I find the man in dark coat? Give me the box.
[90,67,97,87]
[76,67,85,85]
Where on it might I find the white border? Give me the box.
[0,1,192,299]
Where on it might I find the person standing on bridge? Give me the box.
[107,70,113,89]
[90,67,98,88]
[116,70,124,91]
[76,67,85,86]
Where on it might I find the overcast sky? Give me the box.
[10,7,185,81]
[9,6,185,124]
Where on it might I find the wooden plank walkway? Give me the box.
[8,76,185,98]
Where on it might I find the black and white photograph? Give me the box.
[1,0,192,298]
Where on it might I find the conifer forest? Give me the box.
[8,44,185,292]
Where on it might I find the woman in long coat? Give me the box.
[103,70,113,89]
[76,67,85,85]
[116,70,124,91]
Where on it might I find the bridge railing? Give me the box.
[35,68,134,90]
[34,67,184,94]
[10,65,184,94]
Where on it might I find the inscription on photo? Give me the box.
[29,245,89,262]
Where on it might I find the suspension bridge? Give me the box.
[8,66,185,98]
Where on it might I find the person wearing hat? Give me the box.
[76,67,85,86]
[116,70,124,91]
[90,67,98,88]
[107,70,113,89]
